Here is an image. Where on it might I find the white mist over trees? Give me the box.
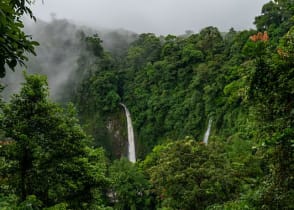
[1,18,137,100]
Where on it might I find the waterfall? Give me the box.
[203,119,212,145]
[120,103,136,163]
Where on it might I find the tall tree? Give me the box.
[1,73,109,209]
[244,27,294,209]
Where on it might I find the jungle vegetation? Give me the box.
[0,0,293,209]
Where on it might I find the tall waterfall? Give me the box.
[203,119,212,145]
[120,103,136,163]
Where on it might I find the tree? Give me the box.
[125,33,161,72]
[254,0,294,40]
[197,26,224,59]
[109,158,151,210]
[244,26,294,209]
[1,73,109,209]
[0,0,39,77]
[143,139,243,210]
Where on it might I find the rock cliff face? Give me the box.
[104,109,136,160]
[106,113,127,159]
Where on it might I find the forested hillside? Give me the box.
[0,0,293,209]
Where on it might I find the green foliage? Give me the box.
[206,200,253,210]
[63,1,294,207]
[0,194,18,209]
[109,158,151,210]
[254,0,294,39]
[125,33,161,71]
[17,195,43,210]
[243,23,294,209]
[0,0,292,209]
[85,34,104,57]
[64,34,123,154]
[143,139,250,210]
[43,203,68,210]
[0,73,110,209]
[197,26,224,58]
[0,0,39,77]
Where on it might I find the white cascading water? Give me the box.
[120,103,136,163]
[203,119,212,145]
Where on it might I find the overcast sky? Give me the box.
[31,0,269,35]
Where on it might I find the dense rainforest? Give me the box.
[0,0,293,209]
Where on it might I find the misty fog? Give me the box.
[1,18,137,100]
[31,0,269,35]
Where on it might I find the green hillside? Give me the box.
[0,0,293,209]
